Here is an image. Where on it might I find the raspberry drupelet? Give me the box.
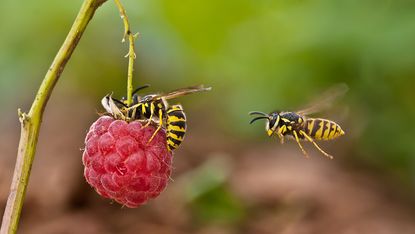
[82,116,172,208]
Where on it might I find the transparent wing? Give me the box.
[162,85,212,100]
[296,83,348,116]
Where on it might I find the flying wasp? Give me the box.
[101,85,211,152]
[249,84,348,159]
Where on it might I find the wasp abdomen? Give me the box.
[303,118,344,140]
[166,105,187,151]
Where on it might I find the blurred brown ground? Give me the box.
[1,97,415,234]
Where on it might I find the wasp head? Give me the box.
[249,111,280,136]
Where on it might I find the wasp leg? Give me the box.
[292,130,309,158]
[143,103,155,128]
[124,103,141,119]
[299,130,334,159]
[147,109,163,144]
[277,125,286,135]
[276,133,285,144]
[276,125,287,144]
[130,107,137,120]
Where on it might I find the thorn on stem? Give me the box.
[17,108,29,124]
[17,108,23,118]
[124,51,136,58]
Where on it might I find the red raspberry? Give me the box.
[82,116,172,208]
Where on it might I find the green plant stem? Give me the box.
[0,0,108,233]
[114,0,137,106]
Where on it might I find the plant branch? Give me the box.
[114,0,137,106]
[0,0,108,233]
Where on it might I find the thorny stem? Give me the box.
[114,0,137,106]
[0,0,108,233]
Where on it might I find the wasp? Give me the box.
[101,85,211,152]
[249,84,347,159]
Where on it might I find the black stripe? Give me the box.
[310,119,321,137]
[169,120,186,129]
[168,110,186,119]
[167,137,182,146]
[169,129,186,135]
[168,144,178,150]
[168,131,185,141]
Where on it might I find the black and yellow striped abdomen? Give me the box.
[303,118,345,140]
[166,105,187,151]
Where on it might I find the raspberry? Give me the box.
[82,116,172,208]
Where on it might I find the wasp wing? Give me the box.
[296,83,348,116]
[162,85,212,100]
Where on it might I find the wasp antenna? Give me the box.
[132,84,151,95]
[249,116,269,124]
[249,111,268,116]
[112,98,128,107]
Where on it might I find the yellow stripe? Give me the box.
[167,128,186,133]
[322,121,331,140]
[167,139,179,148]
[167,115,186,123]
[314,121,324,140]
[328,123,337,139]
[167,107,182,112]
[168,134,184,141]
[334,125,345,138]
[167,125,185,131]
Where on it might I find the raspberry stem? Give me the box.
[0,1,108,233]
[114,0,138,107]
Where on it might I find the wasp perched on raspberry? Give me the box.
[249,84,347,159]
[102,85,211,152]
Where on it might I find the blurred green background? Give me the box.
[1,0,415,233]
